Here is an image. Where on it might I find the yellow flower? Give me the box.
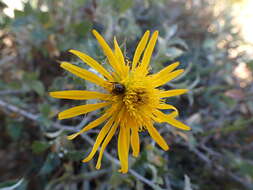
[50,30,190,173]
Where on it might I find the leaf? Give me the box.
[184,175,193,190]
[0,178,25,190]
[166,24,178,40]
[14,10,26,18]
[38,104,53,128]
[109,172,124,188]
[37,115,53,128]
[6,121,23,141]
[39,103,51,117]
[166,47,184,59]
[228,153,253,178]
[39,153,60,175]
[168,38,189,51]
[65,150,83,161]
[186,113,201,125]
[32,141,51,154]
[23,2,33,15]
[31,27,49,45]
[188,135,198,148]
[106,0,133,13]
[73,21,92,36]
[247,60,253,71]
[23,73,45,96]
[12,16,32,27]
[37,11,51,25]
[30,81,45,96]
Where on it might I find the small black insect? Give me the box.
[111,82,125,95]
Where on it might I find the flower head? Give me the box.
[50,30,190,173]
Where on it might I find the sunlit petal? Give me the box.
[69,49,114,81]
[60,61,106,87]
[58,102,110,120]
[152,69,184,87]
[67,105,117,140]
[92,30,122,75]
[50,90,110,100]
[146,121,169,151]
[159,89,188,98]
[150,62,180,80]
[138,31,159,73]
[96,122,118,169]
[153,110,190,130]
[130,123,140,157]
[132,30,150,69]
[114,37,128,75]
[82,117,114,162]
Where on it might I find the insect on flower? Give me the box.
[111,82,126,95]
[50,30,190,173]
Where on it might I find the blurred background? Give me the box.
[0,0,253,189]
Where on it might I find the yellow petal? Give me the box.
[92,30,121,74]
[130,124,139,157]
[152,109,176,122]
[67,105,116,140]
[152,69,184,87]
[153,110,190,130]
[150,61,180,80]
[58,102,110,120]
[118,125,130,173]
[114,37,128,75]
[126,124,130,152]
[156,104,179,117]
[95,122,118,170]
[60,62,106,87]
[159,89,188,98]
[49,90,110,100]
[132,30,150,69]
[139,31,159,72]
[82,117,114,163]
[118,126,124,171]
[69,49,114,81]
[165,117,191,131]
[118,126,130,173]
[146,122,169,151]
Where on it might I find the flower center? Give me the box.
[123,88,148,114]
